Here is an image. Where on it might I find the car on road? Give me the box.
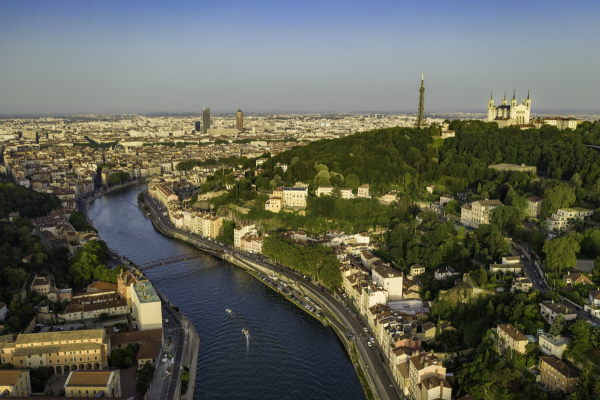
[364,327,368,332]
[367,341,372,347]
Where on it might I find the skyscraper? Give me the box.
[415,74,427,129]
[195,121,201,132]
[236,109,243,132]
[202,107,210,134]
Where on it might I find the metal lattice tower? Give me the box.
[415,74,425,128]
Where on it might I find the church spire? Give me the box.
[504,91,506,101]
[513,90,515,100]
[491,91,493,100]
[527,90,530,99]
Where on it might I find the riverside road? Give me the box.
[144,192,403,400]
[89,185,366,400]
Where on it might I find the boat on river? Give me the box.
[226,308,233,315]
[242,328,249,337]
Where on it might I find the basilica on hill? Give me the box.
[487,91,532,128]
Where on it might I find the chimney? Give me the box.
[440,380,444,397]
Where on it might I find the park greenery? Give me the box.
[0,177,62,219]
[68,240,127,286]
[69,210,97,232]
[261,235,342,289]
[107,171,131,185]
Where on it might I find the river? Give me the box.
[88,184,366,400]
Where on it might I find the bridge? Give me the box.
[138,250,222,271]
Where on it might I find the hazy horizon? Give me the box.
[1,0,599,115]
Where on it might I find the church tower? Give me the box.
[487,92,495,121]
[510,90,517,119]
[501,92,508,106]
[524,90,531,123]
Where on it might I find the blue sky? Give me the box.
[1,0,599,114]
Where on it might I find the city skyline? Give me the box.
[1,0,599,114]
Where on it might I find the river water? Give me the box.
[88,184,366,400]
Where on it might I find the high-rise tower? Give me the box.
[415,74,426,128]
[202,106,210,134]
[236,109,244,132]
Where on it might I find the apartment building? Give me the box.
[538,333,569,359]
[408,352,450,400]
[526,196,543,218]
[0,370,31,397]
[0,330,110,374]
[460,199,503,228]
[64,369,121,397]
[371,264,403,301]
[495,324,528,354]
[546,207,594,232]
[130,281,162,331]
[360,284,387,316]
[153,183,178,208]
[234,223,256,249]
[357,184,370,198]
[540,355,579,394]
[282,187,308,209]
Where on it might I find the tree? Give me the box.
[543,234,581,275]
[567,319,593,358]
[590,179,600,202]
[570,172,582,188]
[541,184,576,218]
[200,182,212,194]
[136,381,148,395]
[435,315,441,339]
[549,314,565,336]
[346,173,361,191]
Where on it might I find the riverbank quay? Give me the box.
[143,191,401,400]
[76,182,198,400]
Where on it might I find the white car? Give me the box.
[367,341,372,347]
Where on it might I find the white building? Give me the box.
[0,302,7,322]
[434,267,458,281]
[539,333,569,359]
[234,223,256,249]
[460,199,503,228]
[546,207,594,232]
[130,281,162,331]
[543,117,578,131]
[371,265,403,301]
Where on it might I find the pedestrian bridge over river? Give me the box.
[138,250,223,271]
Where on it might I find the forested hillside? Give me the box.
[256,121,600,195]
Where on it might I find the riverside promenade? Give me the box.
[143,191,403,400]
